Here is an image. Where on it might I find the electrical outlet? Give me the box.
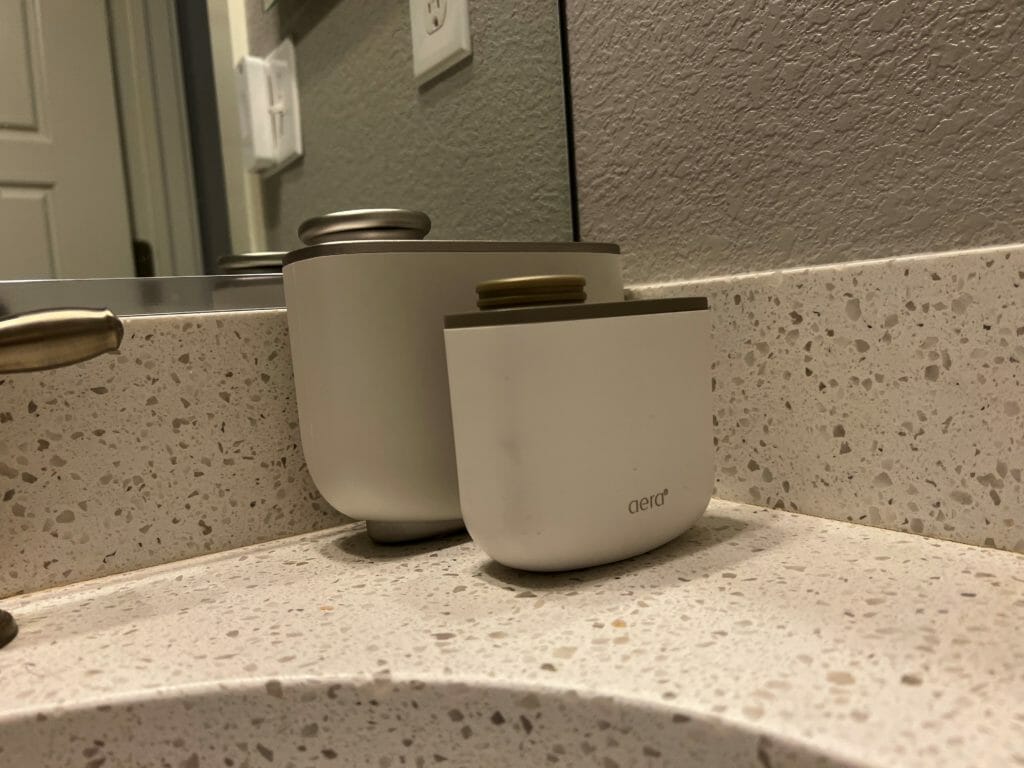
[426,0,447,34]
[409,0,471,85]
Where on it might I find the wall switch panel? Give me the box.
[236,38,302,175]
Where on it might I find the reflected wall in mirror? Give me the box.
[0,0,574,282]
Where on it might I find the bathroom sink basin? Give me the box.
[0,678,860,767]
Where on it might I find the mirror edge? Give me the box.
[0,275,284,317]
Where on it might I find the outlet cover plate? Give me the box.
[409,0,471,85]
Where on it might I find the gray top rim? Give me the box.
[282,241,621,266]
[444,297,708,329]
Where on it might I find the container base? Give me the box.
[365,519,465,544]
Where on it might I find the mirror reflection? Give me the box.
[0,0,573,281]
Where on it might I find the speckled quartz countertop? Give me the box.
[2,500,1022,767]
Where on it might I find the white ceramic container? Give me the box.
[443,298,712,571]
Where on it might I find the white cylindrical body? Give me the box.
[444,301,712,571]
[283,243,622,526]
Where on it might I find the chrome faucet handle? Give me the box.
[0,308,124,374]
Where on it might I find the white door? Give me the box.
[0,0,134,279]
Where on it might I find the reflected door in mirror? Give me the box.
[0,0,133,279]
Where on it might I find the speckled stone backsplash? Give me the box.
[635,244,1024,553]
[0,310,342,597]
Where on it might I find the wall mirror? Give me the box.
[0,0,575,312]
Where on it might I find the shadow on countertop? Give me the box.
[324,524,471,562]
[474,513,776,593]
[318,507,794,596]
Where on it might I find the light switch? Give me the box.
[409,0,472,85]
[236,39,302,174]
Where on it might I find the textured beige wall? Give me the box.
[246,0,573,249]
[567,0,1024,284]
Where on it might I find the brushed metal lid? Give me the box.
[298,208,431,245]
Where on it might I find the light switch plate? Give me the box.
[409,0,472,85]
[237,56,276,171]
[266,38,302,172]
[235,38,302,175]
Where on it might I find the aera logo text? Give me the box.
[628,489,669,514]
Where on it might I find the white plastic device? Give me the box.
[444,299,713,571]
[282,243,623,541]
[236,39,302,174]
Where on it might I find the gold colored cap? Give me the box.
[476,275,587,310]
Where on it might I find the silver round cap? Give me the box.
[297,208,432,245]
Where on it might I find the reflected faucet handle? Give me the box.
[0,308,124,374]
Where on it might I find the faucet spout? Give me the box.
[0,308,124,373]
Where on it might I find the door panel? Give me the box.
[0,185,54,278]
[0,0,133,279]
[0,0,39,130]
